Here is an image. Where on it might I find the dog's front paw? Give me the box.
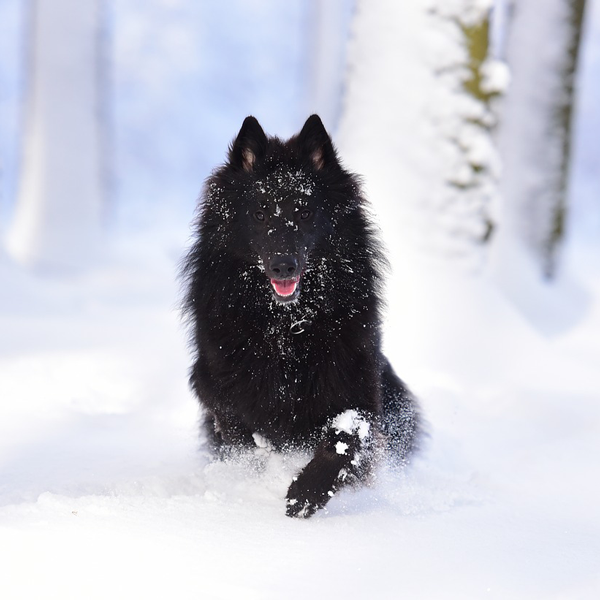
[285,496,319,519]
[285,474,334,519]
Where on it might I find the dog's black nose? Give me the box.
[269,255,299,278]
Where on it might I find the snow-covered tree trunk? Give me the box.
[493,0,587,279]
[307,0,355,134]
[432,1,507,251]
[337,0,503,272]
[6,0,107,270]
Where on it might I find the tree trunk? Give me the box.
[337,0,502,270]
[494,0,587,279]
[7,0,107,271]
[307,0,355,134]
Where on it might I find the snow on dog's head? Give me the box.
[197,115,372,306]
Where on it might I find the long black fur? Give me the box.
[182,115,420,518]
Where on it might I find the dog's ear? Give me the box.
[296,115,336,171]
[229,116,268,172]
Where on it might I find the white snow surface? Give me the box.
[1,219,600,599]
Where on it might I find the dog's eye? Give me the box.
[254,211,266,222]
[300,209,312,220]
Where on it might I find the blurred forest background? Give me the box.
[1,2,600,597]
[0,0,597,282]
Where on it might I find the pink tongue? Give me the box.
[271,278,299,296]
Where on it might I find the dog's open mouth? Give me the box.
[270,277,300,300]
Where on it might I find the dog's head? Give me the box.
[206,115,356,304]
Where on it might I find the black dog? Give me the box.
[183,115,420,518]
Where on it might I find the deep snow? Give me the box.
[1,224,599,599]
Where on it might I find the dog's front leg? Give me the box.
[285,410,375,518]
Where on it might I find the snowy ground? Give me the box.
[1,215,599,599]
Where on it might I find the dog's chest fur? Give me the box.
[206,298,374,443]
